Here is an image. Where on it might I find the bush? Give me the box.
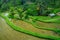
[23,3,38,16]
[53,8,60,13]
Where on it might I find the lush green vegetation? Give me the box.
[0,0,60,40]
[0,13,60,40]
[0,0,60,16]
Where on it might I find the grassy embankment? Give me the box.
[31,16,60,23]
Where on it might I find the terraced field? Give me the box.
[0,15,60,40]
[11,19,60,37]
[1,0,60,40]
[0,17,47,40]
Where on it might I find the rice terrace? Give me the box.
[0,0,60,40]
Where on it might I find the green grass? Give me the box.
[0,14,60,40]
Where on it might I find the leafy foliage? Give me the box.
[0,0,60,19]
